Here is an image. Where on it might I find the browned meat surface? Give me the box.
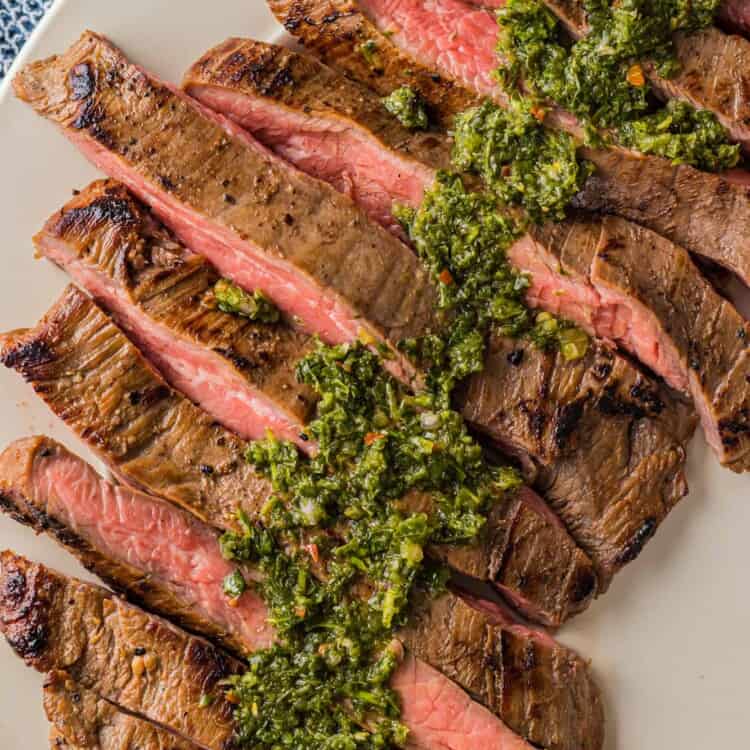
[35,179,317,451]
[44,671,199,750]
[267,0,481,129]
[458,335,696,577]
[269,0,750,286]
[184,38,696,585]
[0,436,604,750]
[0,552,240,750]
[186,37,452,172]
[0,287,596,626]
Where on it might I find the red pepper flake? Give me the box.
[304,543,320,564]
[438,269,454,285]
[364,432,386,446]
[530,105,546,122]
[501,165,512,177]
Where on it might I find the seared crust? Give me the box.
[459,336,696,584]
[402,594,605,750]
[0,436,252,656]
[0,553,240,750]
[267,0,480,127]
[184,38,453,171]
[44,671,199,749]
[0,286,274,532]
[36,180,317,426]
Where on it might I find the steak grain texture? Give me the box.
[0,552,241,750]
[44,671,199,750]
[185,38,696,582]
[34,179,317,452]
[0,437,604,750]
[269,0,750,286]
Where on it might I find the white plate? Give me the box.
[0,2,748,748]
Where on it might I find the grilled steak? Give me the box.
[34,179,317,453]
[13,31,441,388]
[0,286,596,626]
[269,0,750,287]
[0,551,241,749]
[184,38,696,581]
[513,214,750,471]
[44,671,199,750]
[0,436,604,750]
[541,0,750,152]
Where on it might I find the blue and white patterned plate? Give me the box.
[0,0,53,79]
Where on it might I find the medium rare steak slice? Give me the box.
[44,671,199,750]
[185,38,696,583]
[268,0,750,287]
[34,179,317,453]
[13,31,442,388]
[513,215,750,471]
[0,552,241,750]
[0,287,596,626]
[0,436,603,750]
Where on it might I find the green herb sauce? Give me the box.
[395,172,589,399]
[452,99,594,222]
[382,86,429,130]
[214,279,280,323]
[496,0,738,170]
[219,341,522,747]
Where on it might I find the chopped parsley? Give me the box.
[496,0,738,170]
[214,279,280,323]
[383,86,430,130]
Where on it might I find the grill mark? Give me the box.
[615,518,658,565]
[1,339,55,372]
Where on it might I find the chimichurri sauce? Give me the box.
[218,341,521,748]
[496,0,738,170]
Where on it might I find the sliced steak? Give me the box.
[34,179,317,453]
[511,215,750,471]
[268,0,750,287]
[44,671,199,750]
[0,438,604,750]
[13,31,442,388]
[542,0,750,152]
[185,38,696,582]
[0,551,241,750]
[0,286,596,626]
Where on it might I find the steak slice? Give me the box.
[720,0,750,35]
[13,31,441,388]
[44,671,199,750]
[34,179,318,454]
[268,0,750,287]
[0,286,596,626]
[0,551,241,750]
[542,0,750,153]
[512,215,750,472]
[0,436,604,750]
[184,38,696,583]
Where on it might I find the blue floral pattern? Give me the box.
[1,0,53,80]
